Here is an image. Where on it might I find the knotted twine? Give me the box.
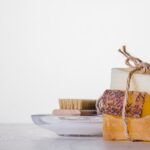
[118,45,150,138]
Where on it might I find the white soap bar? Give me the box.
[110,68,150,93]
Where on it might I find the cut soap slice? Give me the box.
[128,116,150,141]
[103,114,128,140]
[103,114,150,141]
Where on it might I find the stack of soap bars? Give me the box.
[53,99,97,116]
[97,68,150,141]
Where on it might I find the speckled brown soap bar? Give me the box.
[98,90,146,118]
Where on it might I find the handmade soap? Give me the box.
[101,46,150,141]
[103,114,127,140]
[100,90,150,141]
[128,116,150,141]
[98,90,146,118]
[111,68,150,93]
[103,114,150,141]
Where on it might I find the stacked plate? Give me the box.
[31,115,103,136]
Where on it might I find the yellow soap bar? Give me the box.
[103,114,150,141]
[103,114,128,140]
[128,116,150,141]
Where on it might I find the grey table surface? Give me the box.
[0,124,150,150]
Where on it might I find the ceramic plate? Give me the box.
[31,114,103,136]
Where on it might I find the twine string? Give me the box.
[118,45,150,138]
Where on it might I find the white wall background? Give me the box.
[0,0,150,123]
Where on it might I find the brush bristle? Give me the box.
[59,99,96,110]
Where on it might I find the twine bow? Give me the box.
[118,45,150,74]
[119,45,150,138]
